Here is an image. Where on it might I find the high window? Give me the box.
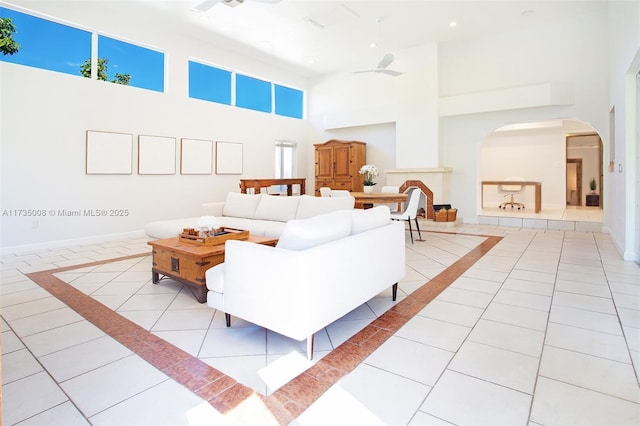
[188,60,232,105]
[236,74,272,113]
[97,35,164,92]
[275,84,304,119]
[0,8,164,92]
[0,8,91,76]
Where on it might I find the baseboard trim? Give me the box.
[0,230,147,255]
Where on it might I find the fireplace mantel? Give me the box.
[385,167,452,205]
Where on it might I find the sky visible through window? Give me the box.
[1,7,164,92]
[0,7,90,76]
[98,35,164,91]
[1,7,302,115]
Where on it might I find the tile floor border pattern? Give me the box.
[22,233,502,425]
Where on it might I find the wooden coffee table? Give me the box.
[148,235,278,303]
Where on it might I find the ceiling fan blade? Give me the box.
[193,0,219,12]
[377,53,394,69]
[376,69,404,77]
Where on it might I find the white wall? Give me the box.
[480,127,567,210]
[607,0,640,260]
[319,122,396,189]
[438,9,610,222]
[307,43,439,171]
[0,2,309,248]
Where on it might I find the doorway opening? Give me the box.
[566,158,582,206]
[566,133,603,208]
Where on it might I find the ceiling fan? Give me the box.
[193,0,281,11]
[353,18,404,77]
[354,53,404,77]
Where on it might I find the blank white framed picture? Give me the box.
[181,138,213,175]
[216,141,243,175]
[138,135,176,175]
[86,130,133,175]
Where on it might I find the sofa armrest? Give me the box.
[202,202,224,216]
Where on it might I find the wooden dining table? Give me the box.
[350,191,408,209]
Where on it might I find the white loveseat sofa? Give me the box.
[144,192,355,239]
[205,206,406,359]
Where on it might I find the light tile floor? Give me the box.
[1,221,639,425]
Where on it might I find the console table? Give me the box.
[239,178,306,196]
[481,180,542,213]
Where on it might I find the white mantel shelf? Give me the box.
[387,168,453,174]
[385,168,453,204]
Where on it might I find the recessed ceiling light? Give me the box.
[449,21,457,28]
[308,59,315,65]
[369,42,377,48]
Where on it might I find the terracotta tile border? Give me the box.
[26,234,502,425]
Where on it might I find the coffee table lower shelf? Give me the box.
[152,268,208,303]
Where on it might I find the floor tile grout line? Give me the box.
[1,316,92,423]
[25,263,246,414]
[527,231,570,423]
[21,232,504,425]
[265,235,503,422]
[412,233,532,423]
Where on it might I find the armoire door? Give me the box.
[315,146,334,179]
[333,145,352,179]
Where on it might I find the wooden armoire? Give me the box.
[314,139,366,195]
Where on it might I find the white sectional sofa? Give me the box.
[144,192,356,239]
[205,206,406,359]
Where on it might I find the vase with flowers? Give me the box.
[359,164,379,193]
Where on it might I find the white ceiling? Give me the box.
[145,0,607,77]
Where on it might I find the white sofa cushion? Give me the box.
[276,210,352,250]
[254,194,300,222]
[218,216,287,238]
[144,217,200,239]
[351,206,391,235]
[222,192,262,219]
[295,194,355,219]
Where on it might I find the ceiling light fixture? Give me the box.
[449,21,457,28]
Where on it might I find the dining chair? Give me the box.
[390,187,422,243]
[319,187,332,197]
[330,190,351,197]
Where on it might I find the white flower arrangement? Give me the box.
[196,216,221,236]
[358,164,379,186]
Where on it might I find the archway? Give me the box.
[479,118,604,222]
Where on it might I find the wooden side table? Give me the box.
[148,236,278,303]
[586,194,600,206]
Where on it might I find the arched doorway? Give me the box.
[479,118,604,224]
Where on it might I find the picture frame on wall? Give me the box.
[86,130,133,175]
[216,141,243,175]
[138,135,176,175]
[181,138,213,175]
